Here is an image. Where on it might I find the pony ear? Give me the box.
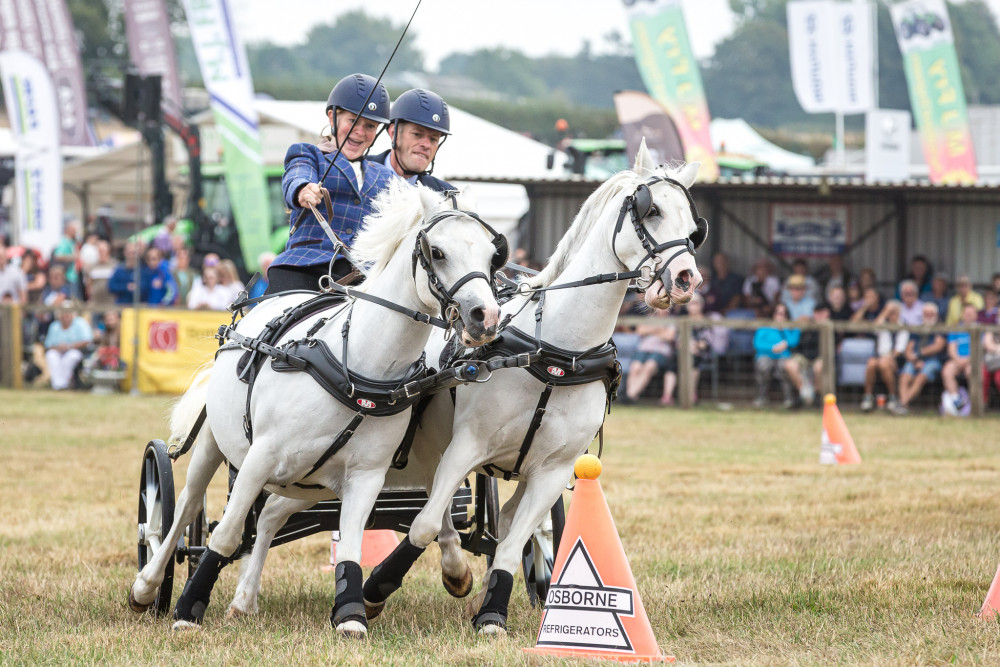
[674,161,701,188]
[633,137,657,176]
[457,185,478,211]
[417,184,441,218]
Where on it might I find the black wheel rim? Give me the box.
[136,440,175,616]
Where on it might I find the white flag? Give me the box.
[0,50,63,258]
[788,1,873,114]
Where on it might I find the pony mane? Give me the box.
[527,162,688,288]
[351,179,442,284]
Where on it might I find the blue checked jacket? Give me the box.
[274,142,397,269]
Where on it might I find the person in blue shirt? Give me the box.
[367,88,454,193]
[44,302,93,390]
[893,303,948,415]
[266,73,398,295]
[752,302,802,409]
[941,303,978,415]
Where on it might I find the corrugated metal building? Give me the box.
[457,175,1000,287]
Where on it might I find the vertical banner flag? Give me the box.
[0,50,63,258]
[124,0,184,120]
[787,1,873,114]
[890,0,977,185]
[613,90,685,167]
[184,0,270,271]
[0,0,94,146]
[623,0,719,181]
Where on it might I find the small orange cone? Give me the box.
[978,564,1000,618]
[323,530,400,571]
[524,455,673,663]
[820,394,861,465]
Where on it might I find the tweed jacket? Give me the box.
[274,142,397,269]
[367,150,455,193]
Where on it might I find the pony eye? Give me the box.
[648,205,661,218]
[431,247,445,261]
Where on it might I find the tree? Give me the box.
[949,0,1000,104]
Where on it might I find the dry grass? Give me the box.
[2,389,1000,665]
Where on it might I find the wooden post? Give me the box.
[677,317,692,409]
[969,324,984,417]
[820,320,835,398]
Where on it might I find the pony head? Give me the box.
[354,181,500,346]
[621,138,706,310]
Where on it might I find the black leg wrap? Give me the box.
[173,548,231,624]
[471,570,514,631]
[331,561,367,629]
[362,537,426,605]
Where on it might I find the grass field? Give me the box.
[2,389,1000,665]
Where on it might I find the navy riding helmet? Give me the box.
[326,73,390,124]
[390,88,450,135]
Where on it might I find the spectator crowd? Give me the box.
[614,251,1000,417]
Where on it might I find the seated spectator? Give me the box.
[742,257,780,316]
[218,259,246,304]
[752,302,801,409]
[187,265,232,310]
[847,280,864,312]
[43,302,93,390]
[893,303,947,415]
[84,240,117,306]
[983,327,1000,405]
[50,219,81,298]
[248,252,277,300]
[991,272,1000,297]
[928,271,951,319]
[662,293,719,405]
[704,251,743,315]
[849,286,883,331]
[171,246,200,306]
[899,254,934,300]
[815,253,851,299]
[152,215,178,258]
[781,258,820,303]
[945,275,983,325]
[860,300,909,412]
[20,249,47,304]
[941,303,979,416]
[784,274,816,321]
[897,279,925,326]
[41,265,74,307]
[826,285,853,324]
[0,239,28,304]
[784,301,830,407]
[108,242,141,304]
[621,309,676,404]
[857,267,879,300]
[977,289,998,325]
[141,247,178,306]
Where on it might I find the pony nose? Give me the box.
[472,304,500,329]
[674,268,693,293]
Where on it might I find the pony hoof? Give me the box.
[477,623,508,637]
[336,620,368,639]
[127,585,152,614]
[364,599,385,620]
[225,605,253,621]
[171,620,202,633]
[443,565,473,599]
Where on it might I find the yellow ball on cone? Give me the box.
[574,454,602,479]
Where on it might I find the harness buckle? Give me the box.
[403,380,421,398]
[516,352,533,368]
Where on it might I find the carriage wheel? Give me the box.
[136,440,175,617]
[185,503,208,579]
[521,495,566,607]
[474,473,500,566]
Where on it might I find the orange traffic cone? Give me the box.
[524,455,673,664]
[820,394,861,465]
[322,530,400,571]
[978,564,1000,619]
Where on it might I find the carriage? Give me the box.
[134,437,566,616]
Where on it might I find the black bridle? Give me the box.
[612,175,709,293]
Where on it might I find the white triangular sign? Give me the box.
[535,537,635,652]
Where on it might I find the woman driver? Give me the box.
[266,73,398,294]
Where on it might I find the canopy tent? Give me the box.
[709,118,816,173]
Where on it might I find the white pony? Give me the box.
[360,143,705,633]
[217,142,707,633]
[127,181,501,637]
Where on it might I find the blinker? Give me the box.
[632,183,653,220]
